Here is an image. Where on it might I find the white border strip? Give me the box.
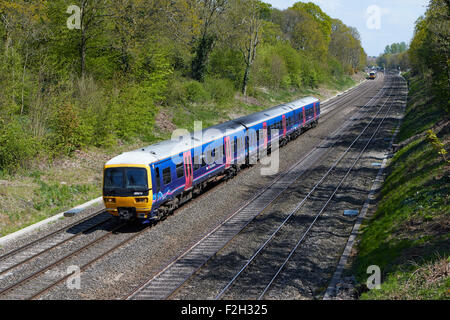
[0,197,103,246]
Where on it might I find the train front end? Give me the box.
[103,152,155,221]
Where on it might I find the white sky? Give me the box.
[264,0,429,56]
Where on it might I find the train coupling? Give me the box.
[118,208,135,220]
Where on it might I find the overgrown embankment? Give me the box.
[352,73,449,300]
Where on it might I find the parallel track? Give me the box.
[215,75,404,300]
[126,75,391,300]
[0,220,150,299]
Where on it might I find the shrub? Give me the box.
[184,80,210,103]
[49,102,87,155]
[204,77,235,103]
[208,48,244,88]
[109,83,158,142]
[0,117,38,172]
[165,77,188,106]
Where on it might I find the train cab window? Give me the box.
[176,162,184,178]
[163,167,172,185]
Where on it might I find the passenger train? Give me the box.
[103,97,320,222]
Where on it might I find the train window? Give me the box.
[176,162,184,178]
[163,167,171,185]
[193,156,201,171]
[154,167,161,192]
[217,146,222,159]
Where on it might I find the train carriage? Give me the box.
[103,96,320,222]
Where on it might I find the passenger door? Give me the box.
[224,136,232,168]
[263,122,268,148]
[183,151,193,190]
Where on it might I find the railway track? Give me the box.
[215,76,405,300]
[0,211,110,277]
[320,75,383,117]
[0,219,153,300]
[0,73,386,300]
[126,74,394,300]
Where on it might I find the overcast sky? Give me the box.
[264,0,429,56]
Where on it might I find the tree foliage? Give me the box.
[0,0,367,173]
[408,0,449,112]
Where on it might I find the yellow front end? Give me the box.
[103,164,153,220]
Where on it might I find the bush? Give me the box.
[208,48,245,88]
[184,80,210,103]
[165,76,188,106]
[0,117,39,172]
[204,77,235,103]
[109,83,158,142]
[252,45,290,89]
[49,102,87,155]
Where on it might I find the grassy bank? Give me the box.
[0,73,364,239]
[352,73,449,300]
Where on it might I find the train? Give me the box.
[369,71,376,80]
[103,97,321,222]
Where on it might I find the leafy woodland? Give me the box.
[0,0,367,174]
[377,0,449,111]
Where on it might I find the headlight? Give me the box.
[135,198,148,203]
[105,198,116,203]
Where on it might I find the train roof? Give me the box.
[235,96,318,128]
[233,105,291,128]
[288,96,319,108]
[106,150,158,166]
[114,119,246,163]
